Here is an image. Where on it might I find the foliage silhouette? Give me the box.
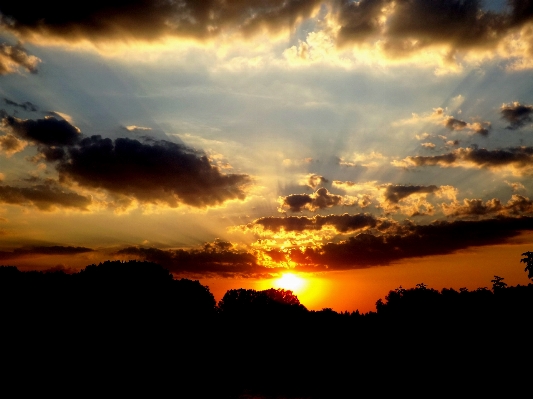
[521,251,533,280]
[491,275,507,291]
[2,261,533,397]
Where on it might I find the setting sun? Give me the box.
[274,273,306,292]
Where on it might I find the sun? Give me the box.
[275,273,305,292]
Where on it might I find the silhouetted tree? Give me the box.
[521,251,533,280]
[491,275,507,291]
[218,287,306,317]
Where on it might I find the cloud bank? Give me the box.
[0,112,252,209]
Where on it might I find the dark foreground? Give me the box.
[1,261,532,397]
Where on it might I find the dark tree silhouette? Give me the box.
[521,251,533,280]
[218,287,306,317]
[491,275,507,291]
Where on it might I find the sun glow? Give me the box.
[274,273,305,292]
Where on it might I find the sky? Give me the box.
[2,0,533,312]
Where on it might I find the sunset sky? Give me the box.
[2,0,533,312]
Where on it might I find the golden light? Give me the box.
[274,273,305,292]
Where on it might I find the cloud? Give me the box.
[46,111,74,124]
[3,98,38,112]
[442,115,490,136]
[122,216,533,273]
[0,133,27,156]
[1,113,251,209]
[292,216,533,270]
[383,184,440,204]
[416,133,430,140]
[398,106,491,136]
[0,1,322,43]
[393,146,533,175]
[0,181,92,211]
[1,114,81,146]
[443,116,467,131]
[125,215,533,274]
[501,102,533,129]
[378,184,456,217]
[0,43,40,74]
[123,125,152,132]
[340,151,386,167]
[2,1,533,68]
[0,245,93,260]
[421,142,436,149]
[442,195,533,217]
[333,0,532,56]
[278,188,348,212]
[505,181,526,191]
[253,213,382,233]
[306,174,328,189]
[115,241,273,277]
[56,136,251,208]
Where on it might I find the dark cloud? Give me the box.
[397,152,457,167]
[290,217,533,270]
[254,213,380,233]
[335,0,527,56]
[0,246,93,260]
[501,102,533,129]
[115,241,276,277]
[0,42,39,74]
[397,146,533,174]
[1,115,80,146]
[444,116,468,131]
[2,1,533,63]
[444,198,504,217]
[443,195,533,217]
[280,188,343,212]
[0,1,322,43]
[443,116,490,136]
[1,112,251,209]
[334,0,388,42]
[383,184,439,203]
[3,98,38,112]
[123,216,533,275]
[56,136,251,208]
[0,181,92,211]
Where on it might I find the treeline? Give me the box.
[1,260,532,397]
